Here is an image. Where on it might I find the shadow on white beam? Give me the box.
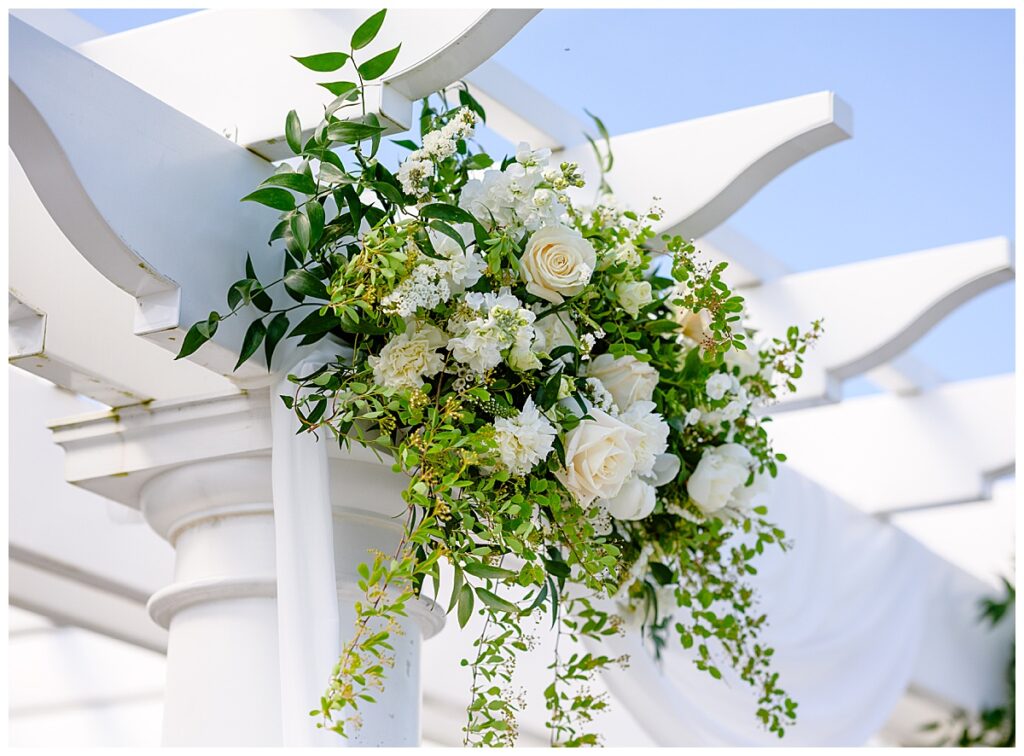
[767,374,1014,514]
[9,17,289,380]
[74,9,539,160]
[563,91,853,242]
[9,152,235,405]
[742,236,1014,409]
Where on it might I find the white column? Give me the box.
[48,389,444,747]
[140,454,282,746]
[327,457,446,746]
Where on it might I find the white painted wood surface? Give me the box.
[742,237,1014,409]
[767,374,1014,512]
[75,9,540,159]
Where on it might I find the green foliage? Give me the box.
[924,577,1015,747]
[179,7,824,746]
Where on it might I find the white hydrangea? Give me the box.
[447,288,539,373]
[619,400,671,477]
[368,321,447,392]
[427,224,484,294]
[685,407,702,426]
[459,142,567,232]
[492,397,556,475]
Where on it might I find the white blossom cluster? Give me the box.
[381,226,485,317]
[396,108,479,197]
[447,289,540,373]
[459,142,576,232]
[702,371,752,427]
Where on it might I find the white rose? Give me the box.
[520,225,597,304]
[586,353,659,412]
[616,280,653,317]
[619,400,670,477]
[602,476,656,521]
[686,443,755,516]
[555,407,645,505]
[369,322,447,392]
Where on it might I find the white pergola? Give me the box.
[7,9,1015,747]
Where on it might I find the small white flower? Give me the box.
[492,397,556,475]
[685,408,702,426]
[705,373,734,401]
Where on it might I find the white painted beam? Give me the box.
[563,90,853,242]
[9,151,235,405]
[766,374,1014,513]
[462,59,589,151]
[75,9,539,160]
[742,237,1014,408]
[10,17,284,380]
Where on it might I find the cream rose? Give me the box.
[369,322,447,392]
[586,353,659,412]
[616,280,653,317]
[555,407,645,505]
[686,443,755,516]
[520,226,597,304]
[602,476,656,521]
[674,306,713,343]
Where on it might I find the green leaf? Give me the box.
[176,317,217,359]
[290,212,311,253]
[292,51,350,72]
[264,312,289,369]
[235,318,267,370]
[285,110,302,154]
[261,172,318,196]
[306,201,325,247]
[457,584,474,628]
[350,9,386,50]
[289,307,337,337]
[428,220,466,251]
[419,202,477,225]
[463,562,516,580]
[240,187,295,211]
[317,80,358,97]
[357,44,401,81]
[447,565,465,614]
[475,587,518,614]
[283,268,329,300]
[327,120,386,144]
[391,138,419,151]
[463,153,494,171]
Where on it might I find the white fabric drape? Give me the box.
[590,468,938,746]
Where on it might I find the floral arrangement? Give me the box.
[178,9,821,746]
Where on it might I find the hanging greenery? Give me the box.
[179,9,822,745]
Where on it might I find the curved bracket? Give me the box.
[76,9,540,160]
[562,90,853,241]
[10,17,287,379]
[742,236,1015,409]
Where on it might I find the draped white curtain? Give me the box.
[590,468,938,746]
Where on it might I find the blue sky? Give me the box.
[74,8,1015,386]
